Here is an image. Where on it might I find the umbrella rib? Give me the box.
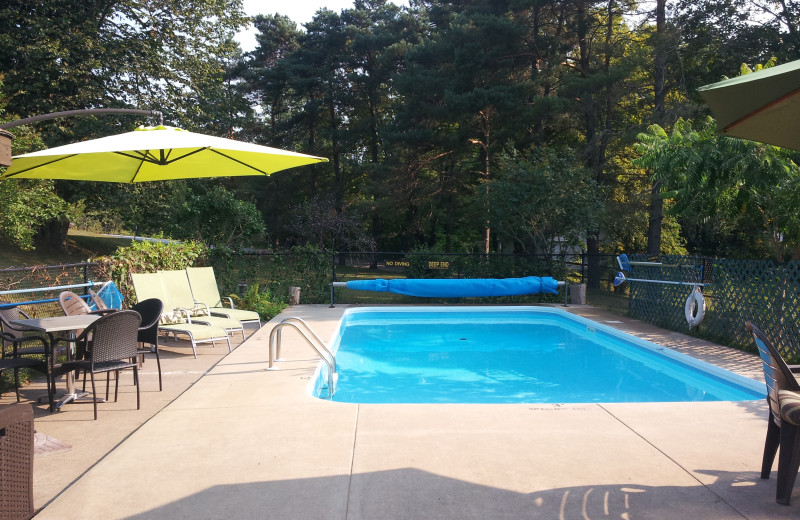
[724,87,800,133]
[115,151,165,165]
[129,159,146,183]
[114,148,208,165]
[164,148,208,164]
[2,154,78,177]
[209,149,270,175]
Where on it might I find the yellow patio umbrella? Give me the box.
[1,125,327,182]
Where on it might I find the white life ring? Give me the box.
[685,287,705,329]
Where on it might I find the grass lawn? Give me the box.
[0,230,131,268]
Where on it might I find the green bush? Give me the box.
[92,238,209,303]
[232,284,287,321]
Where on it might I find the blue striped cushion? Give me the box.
[778,390,800,426]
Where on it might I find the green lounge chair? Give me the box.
[185,267,261,334]
[130,272,231,358]
[157,270,246,340]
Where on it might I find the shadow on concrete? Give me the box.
[122,468,799,520]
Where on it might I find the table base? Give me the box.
[39,392,106,410]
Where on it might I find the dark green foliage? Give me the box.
[231,284,287,320]
[3,0,800,283]
[93,239,209,303]
[487,147,603,255]
[635,118,800,260]
[169,185,266,248]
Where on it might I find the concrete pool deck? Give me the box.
[10,304,800,518]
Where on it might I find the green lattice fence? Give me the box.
[627,255,800,362]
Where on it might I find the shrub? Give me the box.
[231,284,287,321]
[92,238,209,303]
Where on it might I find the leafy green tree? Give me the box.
[282,195,374,251]
[392,0,537,253]
[487,147,603,256]
[169,185,266,248]
[0,81,75,251]
[0,0,248,141]
[635,118,800,259]
[0,0,251,252]
[672,0,789,100]
[239,14,303,144]
[0,179,75,251]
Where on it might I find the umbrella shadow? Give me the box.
[120,467,799,520]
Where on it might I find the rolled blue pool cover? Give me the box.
[345,276,560,297]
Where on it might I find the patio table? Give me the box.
[11,315,100,411]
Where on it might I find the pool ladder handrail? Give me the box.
[268,317,336,397]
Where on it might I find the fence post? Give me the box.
[330,252,336,307]
[580,253,586,284]
[83,262,89,296]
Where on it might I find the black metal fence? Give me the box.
[7,252,796,361]
[0,263,102,317]
[0,252,621,312]
[208,251,620,306]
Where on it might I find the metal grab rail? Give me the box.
[268,320,336,397]
[274,317,333,363]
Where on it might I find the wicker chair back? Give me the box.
[0,404,34,519]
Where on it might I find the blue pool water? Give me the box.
[311,307,764,404]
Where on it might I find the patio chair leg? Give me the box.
[114,370,120,402]
[134,366,140,410]
[155,350,162,391]
[90,372,98,420]
[776,422,800,505]
[46,367,55,413]
[13,367,20,402]
[763,416,781,478]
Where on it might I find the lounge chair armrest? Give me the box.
[193,301,212,315]
[790,364,800,374]
[222,296,235,309]
[176,308,194,324]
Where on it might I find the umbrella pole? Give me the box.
[0,108,162,130]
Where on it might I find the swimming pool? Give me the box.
[310,307,764,404]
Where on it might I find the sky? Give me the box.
[237,0,409,52]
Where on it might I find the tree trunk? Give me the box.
[477,110,491,254]
[647,181,663,256]
[36,219,69,252]
[577,0,602,288]
[647,0,667,256]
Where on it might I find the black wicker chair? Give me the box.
[51,310,142,420]
[0,305,51,405]
[746,322,800,505]
[0,404,34,519]
[0,305,47,359]
[131,298,164,391]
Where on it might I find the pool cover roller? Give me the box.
[343,276,560,297]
